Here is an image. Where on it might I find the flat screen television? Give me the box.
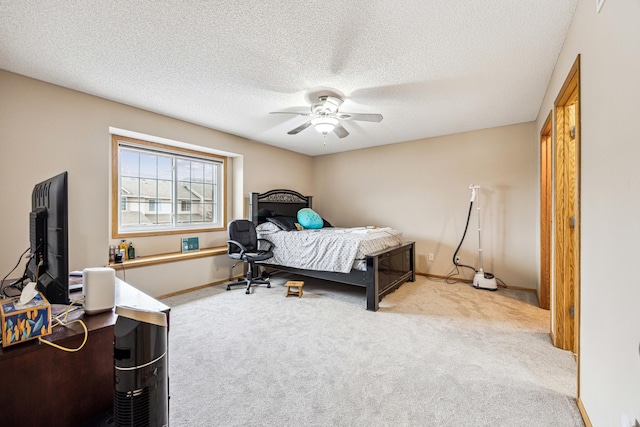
[26,171,70,305]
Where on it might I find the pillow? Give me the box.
[266,216,299,231]
[256,221,281,232]
[257,208,274,218]
[297,208,323,229]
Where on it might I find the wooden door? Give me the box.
[553,55,581,354]
[540,113,552,310]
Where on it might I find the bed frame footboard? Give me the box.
[260,241,415,311]
[364,241,415,311]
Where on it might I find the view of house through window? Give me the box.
[113,135,225,236]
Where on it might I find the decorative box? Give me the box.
[1,292,51,347]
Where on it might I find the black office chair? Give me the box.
[225,219,274,294]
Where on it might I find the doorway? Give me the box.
[552,54,581,355]
[539,113,552,311]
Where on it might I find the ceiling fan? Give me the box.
[270,95,383,138]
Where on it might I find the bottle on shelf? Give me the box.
[119,239,129,260]
[128,241,135,260]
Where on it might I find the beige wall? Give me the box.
[535,0,640,424]
[0,70,313,297]
[313,122,539,289]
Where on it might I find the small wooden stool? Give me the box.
[284,281,304,298]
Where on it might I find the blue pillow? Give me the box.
[297,208,323,229]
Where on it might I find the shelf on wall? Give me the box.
[108,246,227,270]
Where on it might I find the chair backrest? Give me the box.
[227,220,258,254]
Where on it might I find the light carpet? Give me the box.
[162,274,584,427]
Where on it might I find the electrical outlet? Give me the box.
[428,253,434,262]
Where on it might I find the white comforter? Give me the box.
[256,223,403,273]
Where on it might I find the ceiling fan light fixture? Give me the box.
[271,93,382,138]
[311,117,339,134]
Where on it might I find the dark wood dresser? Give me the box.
[0,278,170,426]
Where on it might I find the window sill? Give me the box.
[108,246,227,270]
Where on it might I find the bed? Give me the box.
[249,189,415,311]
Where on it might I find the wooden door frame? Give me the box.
[540,112,552,310]
[553,54,581,355]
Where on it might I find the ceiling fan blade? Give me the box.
[287,120,313,135]
[333,123,349,138]
[270,111,311,117]
[336,113,383,122]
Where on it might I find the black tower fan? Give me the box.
[114,305,169,427]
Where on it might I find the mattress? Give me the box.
[255,222,403,273]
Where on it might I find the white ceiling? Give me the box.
[0,1,577,156]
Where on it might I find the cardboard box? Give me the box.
[1,292,51,347]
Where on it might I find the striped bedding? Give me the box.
[255,222,403,273]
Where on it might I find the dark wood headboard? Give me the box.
[249,189,312,225]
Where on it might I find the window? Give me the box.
[112,135,226,237]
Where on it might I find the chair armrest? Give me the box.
[227,239,247,257]
[257,238,274,252]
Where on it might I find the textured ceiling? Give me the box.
[0,1,577,156]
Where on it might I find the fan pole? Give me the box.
[472,185,484,273]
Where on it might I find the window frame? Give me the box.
[111,135,227,238]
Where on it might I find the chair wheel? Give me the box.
[245,290,250,294]
[226,286,230,291]
[267,284,271,288]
